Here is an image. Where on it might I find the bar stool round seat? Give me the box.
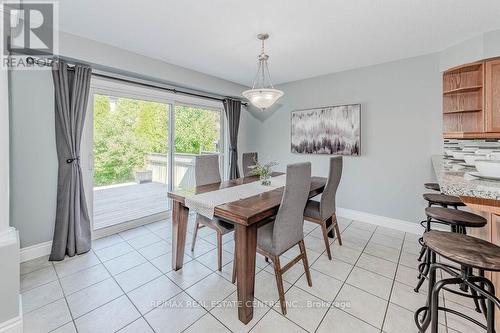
[424,230,500,271]
[425,207,487,228]
[422,193,465,207]
[424,182,441,191]
[415,230,500,332]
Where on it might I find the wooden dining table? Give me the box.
[167,173,327,324]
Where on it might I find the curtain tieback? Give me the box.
[229,147,237,152]
[66,156,80,164]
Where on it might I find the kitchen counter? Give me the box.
[432,155,500,200]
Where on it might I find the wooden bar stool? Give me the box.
[415,207,487,311]
[415,230,500,333]
[422,193,466,209]
[417,194,466,263]
[424,183,441,192]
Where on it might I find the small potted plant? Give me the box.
[249,161,278,186]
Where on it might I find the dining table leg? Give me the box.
[325,216,335,238]
[235,223,258,324]
[171,200,189,271]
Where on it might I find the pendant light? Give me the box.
[242,33,284,111]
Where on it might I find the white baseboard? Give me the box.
[337,207,422,235]
[0,295,22,333]
[19,212,168,262]
[20,241,52,263]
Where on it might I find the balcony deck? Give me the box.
[93,182,169,230]
[91,153,218,230]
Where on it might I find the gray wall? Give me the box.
[439,28,500,71]
[243,54,443,223]
[9,70,57,247]
[9,33,253,248]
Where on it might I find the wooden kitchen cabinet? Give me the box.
[443,58,500,139]
[460,196,500,331]
[485,59,500,133]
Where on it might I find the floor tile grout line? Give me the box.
[263,308,313,333]
[207,277,275,333]
[51,256,80,333]
[22,220,177,332]
[180,311,235,333]
[378,230,406,332]
[294,223,355,333]
[20,260,56,277]
[24,218,426,333]
[91,234,127,252]
[202,221,351,333]
[20,273,60,294]
[312,222,382,333]
[90,247,158,333]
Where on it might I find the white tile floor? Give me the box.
[20,216,487,333]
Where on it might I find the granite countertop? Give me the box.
[432,155,500,200]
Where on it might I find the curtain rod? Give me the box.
[25,56,248,107]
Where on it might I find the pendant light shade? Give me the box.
[242,88,284,110]
[243,34,284,111]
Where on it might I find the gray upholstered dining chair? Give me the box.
[242,152,258,177]
[232,162,313,315]
[303,156,343,260]
[191,154,234,271]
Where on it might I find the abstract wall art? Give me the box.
[291,104,361,155]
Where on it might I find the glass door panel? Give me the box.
[92,94,170,230]
[173,104,223,190]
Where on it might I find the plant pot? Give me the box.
[135,170,152,184]
[260,174,271,186]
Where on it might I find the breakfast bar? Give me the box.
[432,154,500,328]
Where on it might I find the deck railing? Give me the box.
[145,153,194,189]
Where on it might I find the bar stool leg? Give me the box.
[415,217,432,293]
[431,279,446,333]
[487,293,494,333]
[478,270,489,318]
[417,243,426,262]
[478,277,497,333]
[417,252,436,332]
[468,279,482,313]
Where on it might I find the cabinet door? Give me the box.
[485,59,500,132]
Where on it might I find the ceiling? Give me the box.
[58,0,500,86]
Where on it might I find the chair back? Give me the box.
[194,154,221,186]
[320,156,343,220]
[272,162,312,254]
[242,152,258,177]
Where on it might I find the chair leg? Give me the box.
[333,216,342,246]
[231,251,236,283]
[334,221,342,245]
[271,255,287,315]
[217,232,223,271]
[320,223,332,260]
[191,221,199,252]
[299,240,313,287]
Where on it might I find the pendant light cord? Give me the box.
[250,36,275,90]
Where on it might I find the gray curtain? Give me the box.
[223,99,241,179]
[49,61,92,261]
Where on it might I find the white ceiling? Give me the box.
[58,0,500,86]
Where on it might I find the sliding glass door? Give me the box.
[173,104,224,191]
[81,78,226,237]
[91,94,170,231]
